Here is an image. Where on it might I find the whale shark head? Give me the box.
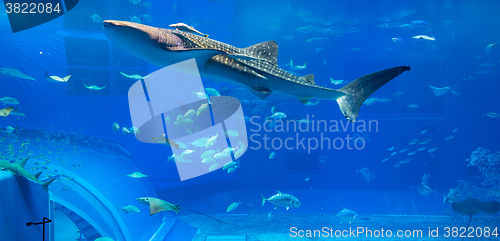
[103,20,188,67]
[103,20,226,69]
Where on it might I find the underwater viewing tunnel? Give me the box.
[1,0,500,240]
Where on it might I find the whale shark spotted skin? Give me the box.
[103,20,410,122]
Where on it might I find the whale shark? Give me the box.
[103,20,410,122]
[0,157,55,191]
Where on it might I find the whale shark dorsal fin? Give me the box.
[18,158,29,169]
[302,74,315,84]
[244,41,278,65]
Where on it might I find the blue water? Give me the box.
[0,0,499,240]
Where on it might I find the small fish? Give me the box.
[397,24,415,30]
[227,201,241,212]
[427,147,438,152]
[381,158,389,162]
[444,135,455,140]
[443,189,460,203]
[304,177,310,181]
[408,151,417,156]
[223,161,239,171]
[412,35,435,41]
[281,35,294,40]
[441,20,453,27]
[126,172,149,178]
[83,82,106,90]
[0,97,19,105]
[202,157,215,164]
[261,190,301,210]
[169,23,209,38]
[181,149,195,158]
[213,152,230,160]
[193,91,207,99]
[205,133,218,148]
[118,205,140,213]
[204,88,220,96]
[484,112,500,118]
[407,104,418,108]
[390,152,397,156]
[400,158,412,163]
[349,47,361,52]
[142,14,153,23]
[391,37,406,43]
[417,184,436,195]
[130,16,141,24]
[90,14,102,23]
[388,146,395,151]
[194,103,209,117]
[122,127,131,135]
[485,42,495,54]
[418,146,428,152]
[306,37,328,42]
[450,90,461,95]
[409,139,418,145]
[411,20,429,27]
[269,152,276,159]
[332,208,358,224]
[209,163,220,171]
[399,147,409,153]
[112,123,119,132]
[330,78,346,85]
[270,112,287,120]
[422,173,430,185]
[356,167,375,182]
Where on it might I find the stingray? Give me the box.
[429,85,450,96]
[452,198,500,216]
[137,197,233,224]
[451,198,500,240]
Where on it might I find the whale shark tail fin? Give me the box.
[336,66,410,122]
[42,178,56,191]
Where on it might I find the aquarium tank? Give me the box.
[0,0,499,240]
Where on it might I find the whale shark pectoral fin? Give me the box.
[18,158,29,169]
[173,49,226,70]
[297,97,312,104]
[249,87,272,100]
[337,66,410,123]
